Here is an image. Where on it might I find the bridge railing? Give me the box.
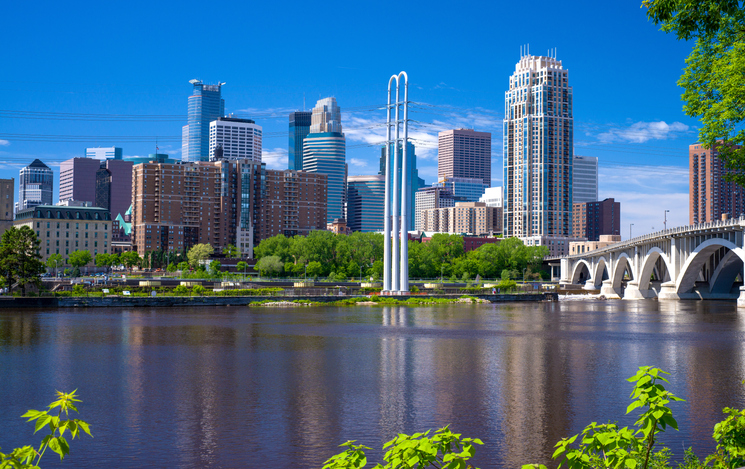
[562,216,745,259]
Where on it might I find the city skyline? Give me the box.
[1,1,699,238]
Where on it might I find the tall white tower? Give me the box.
[503,50,573,237]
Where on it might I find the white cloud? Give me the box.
[349,158,368,168]
[262,148,287,170]
[0,140,9,146]
[597,121,691,144]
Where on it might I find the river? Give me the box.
[1,299,744,468]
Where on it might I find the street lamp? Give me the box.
[630,223,634,240]
[664,209,670,230]
[523,267,527,283]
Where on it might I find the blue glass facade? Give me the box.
[433,176,488,202]
[184,80,225,162]
[379,141,422,231]
[303,132,346,223]
[289,112,312,170]
[347,175,385,232]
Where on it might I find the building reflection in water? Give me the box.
[1,300,745,467]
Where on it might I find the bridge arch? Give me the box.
[677,238,745,294]
[638,247,672,291]
[592,257,609,287]
[611,253,634,289]
[709,250,743,294]
[571,259,592,284]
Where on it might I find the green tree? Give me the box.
[177,261,189,272]
[95,253,111,273]
[235,261,249,278]
[306,261,323,279]
[222,244,239,258]
[0,390,92,467]
[46,253,65,278]
[187,243,214,268]
[0,226,45,295]
[644,0,745,184]
[209,260,222,276]
[68,251,93,276]
[173,285,189,296]
[120,251,141,272]
[166,262,177,273]
[192,284,206,296]
[255,255,283,277]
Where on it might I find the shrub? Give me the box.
[173,285,189,296]
[192,284,206,296]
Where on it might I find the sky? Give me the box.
[1,0,699,238]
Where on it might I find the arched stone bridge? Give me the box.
[560,217,745,305]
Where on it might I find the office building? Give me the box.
[0,179,14,234]
[379,141,424,231]
[570,235,622,255]
[289,111,312,170]
[303,97,346,223]
[421,201,501,235]
[15,204,111,262]
[209,117,262,162]
[690,142,745,224]
[59,157,101,204]
[347,175,385,232]
[259,169,327,240]
[414,186,462,231]
[573,155,598,204]
[17,159,53,213]
[572,198,621,241]
[434,176,488,202]
[520,235,585,258]
[438,129,491,186]
[503,53,574,237]
[479,186,503,207]
[94,159,133,219]
[182,79,225,162]
[86,147,122,160]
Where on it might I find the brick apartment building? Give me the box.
[132,160,327,257]
[572,198,620,241]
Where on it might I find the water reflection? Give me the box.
[1,300,744,468]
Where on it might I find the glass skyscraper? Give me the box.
[433,176,488,203]
[16,159,53,213]
[303,97,346,223]
[503,53,573,237]
[183,80,225,162]
[289,111,312,170]
[379,141,424,231]
[347,175,385,232]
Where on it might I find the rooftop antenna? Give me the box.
[303,93,306,111]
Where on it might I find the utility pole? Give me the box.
[630,223,634,239]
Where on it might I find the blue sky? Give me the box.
[1,0,697,238]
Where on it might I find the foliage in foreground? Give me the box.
[322,425,483,469]
[521,366,745,469]
[643,0,745,186]
[0,390,92,468]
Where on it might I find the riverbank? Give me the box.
[0,292,557,308]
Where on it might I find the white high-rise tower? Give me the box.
[503,50,573,237]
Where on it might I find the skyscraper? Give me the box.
[289,111,312,170]
[572,198,620,241]
[303,97,346,223]
[572,155,598,204]
[182,79,225,162]
[209,117,262,162]
[379,141,423,231]
[347,175,386,232]
[16,159,53,213]
[59,157,101,204]
[438,129,491,186]
[503,53,574,237]
[689,142,745,224]
[86,147,122,160]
